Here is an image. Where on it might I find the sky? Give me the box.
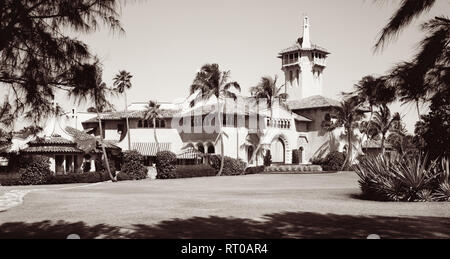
[4,0,450,132]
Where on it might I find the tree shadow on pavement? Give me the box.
[1,211,449,239]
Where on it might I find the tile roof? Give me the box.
[82,110,179,124]
[180,133,219,143]
[288,95,341,110]
[29,136,74,145]
[22,146,84,154]
[65,127,120,152]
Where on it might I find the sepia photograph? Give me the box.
[0,0,449,246]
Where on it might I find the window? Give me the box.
[290,70,294,81]
[294,53,298,59]
[144,120,148,128]
[149,119,154,128]
[223,115,227,126]
[160,119,166,128]
[138,120,143,128]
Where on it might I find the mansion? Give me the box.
[1,16,358,174]
[70,16,346,167]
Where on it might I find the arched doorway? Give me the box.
[207,143,215,154]
[271,138,285,164]
[298,147,304,164]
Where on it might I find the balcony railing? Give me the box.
[282,58,299,65]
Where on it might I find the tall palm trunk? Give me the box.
[416,101,421,118]
[217,98,225,176]
[381,133,386,155]
[97,112,116,182]
[153,118,160,152]
[124,91,131,151]
[250,145,261,166]
[341,127,353,171]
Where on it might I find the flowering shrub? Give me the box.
[19,156,52,185]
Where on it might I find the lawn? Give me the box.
[0,172,449,239]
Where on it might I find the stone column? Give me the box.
[49,155,56,175]
[90,158,96,172]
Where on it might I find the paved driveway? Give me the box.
[0,172,449,238]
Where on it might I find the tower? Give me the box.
[278,16,329,100]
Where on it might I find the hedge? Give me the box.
[244,166,266,175]
[46,171,110,184]
[172,164,216,179]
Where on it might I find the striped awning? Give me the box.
[132,142,171,156]
[177,147,202,159]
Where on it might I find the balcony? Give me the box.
[282,58,299,66]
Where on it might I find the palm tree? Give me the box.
[70,64,116,182]
[113,70,133,150]
[349,75,397,145]
[144,100,162,153]
[250,75,288,122]
[371,104,402,155]
[241,132,265,166]
[332,96,366,170]
[375,0,437,50]
[189,63,241,176]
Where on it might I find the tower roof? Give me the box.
[278,15,329,57]
[278,37,329,57]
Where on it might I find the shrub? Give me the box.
[95,156,116,176]
[119,151,148,181]
[209,155,247,176]
[353,154,444,202]
[311,151,346,171]
[123,150,145,164]
[245,166,266,175]
[292,150,300,165]
[172,164,216,179]
[82,161,91,173]
[263,150,272,167]
[156,151,177,179]
[120,161,148,180]
[19,156,52,185]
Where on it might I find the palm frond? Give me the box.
[375,0,437,50]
